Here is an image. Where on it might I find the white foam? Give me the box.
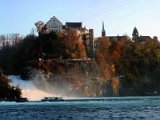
[9,75,53,101]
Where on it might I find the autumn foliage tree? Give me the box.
[0,68,22,100]
[95,36,120,96]
[62,28,86,59]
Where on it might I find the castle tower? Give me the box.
[102,21,106,37]
[89,29,95,59]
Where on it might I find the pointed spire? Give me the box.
[132,27,139,42]
[132,27,139,37]
[102,21,106,37]
[102,21,105,31]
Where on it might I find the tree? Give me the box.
[95,36,111,63]
[63,28,87,59]
[0,68,22,100]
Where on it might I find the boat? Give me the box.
[16,98,28,102]
[41,97,64,102]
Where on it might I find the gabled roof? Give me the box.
[65,22,82,28]
[46,16,63,25]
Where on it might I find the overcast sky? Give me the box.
[0,0,160,38]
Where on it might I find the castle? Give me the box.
[35,16,154,59]
[35,16,95,59]
[46,16,89,35]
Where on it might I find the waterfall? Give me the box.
[9,75,54,101]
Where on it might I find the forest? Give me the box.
[0,28,160,97]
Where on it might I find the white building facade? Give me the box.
[46,16,63,32]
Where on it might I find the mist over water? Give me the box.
[9,75,57,100]
[8,68,109,100]
[30,70,77,97]
[8,69,78,100]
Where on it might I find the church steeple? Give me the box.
[102,21,106,37]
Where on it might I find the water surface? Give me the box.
[0,96,160,120]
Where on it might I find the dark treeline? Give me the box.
[0,29,160,96]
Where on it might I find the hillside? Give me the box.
[0,30,160,96]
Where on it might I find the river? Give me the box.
[0,96,160,120]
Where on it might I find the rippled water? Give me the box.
[0,96,160,120]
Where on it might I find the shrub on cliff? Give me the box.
[0,68,22,101]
